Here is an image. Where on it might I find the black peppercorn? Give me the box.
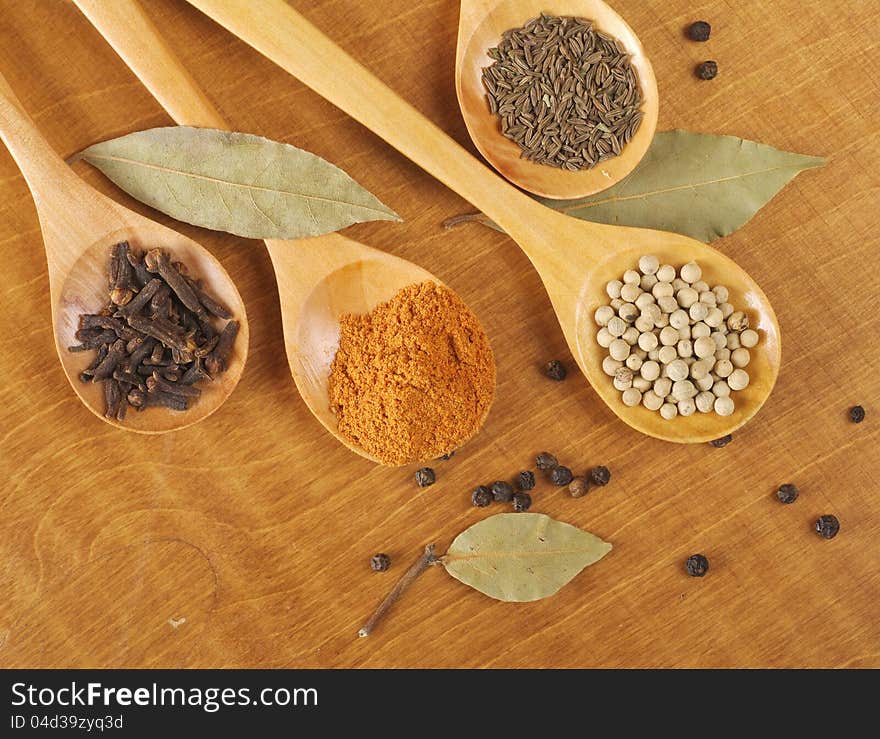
[776,483,799,504]
[544,360,567,381]
[687,20,711,42]
[517,470,535,491]
[415,467,435,487]
[569,476,590,498]
[685,554,709,577]
[512,492,532,512]
[536,452,558,470]
[708,434,733,448]
[590,465,611,486]
[549,465,573,486]
[491,480,514,502]
[471,485,493,507]
[815,514,840,540]
[850,405,865,423]
[437,450,456,461]
[370,553,391,572]
[696,61,718,80]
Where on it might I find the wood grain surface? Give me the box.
[0,0,877,669]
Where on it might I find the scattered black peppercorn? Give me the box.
[415,467,435,487]
[776,483,799,504]
[471,485,493,507]
[696,60,718,80]
[491,480,515,502]
[590,466,611,486]
[549,465,573,486]
[850,405,865,423]
[544,360,567,381]
[517,470,536,491]
[512,492,532,512]
[370,553,391,572]
[437,450,456,461]
[685,554,709,577]
[687,20,711,42]
[569,477,590,498]
[536,451,558,470]
[815,514,840,540]
[708,434,733,448]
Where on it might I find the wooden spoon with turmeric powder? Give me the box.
[76,0,495,465]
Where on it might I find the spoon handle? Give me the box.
[185,0,550,248]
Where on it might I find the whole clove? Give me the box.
[68,242,238,421]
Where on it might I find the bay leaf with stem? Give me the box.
[75,126,400,240]
[442,512,612,602]
[446,130,825,242]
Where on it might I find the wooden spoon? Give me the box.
[73,0,486,465]
[0,69,247,434]
[455,0,659,199]
[184,0,781,444]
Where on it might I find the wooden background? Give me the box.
[0,0,877,668]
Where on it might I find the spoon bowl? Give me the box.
[455,0,658,199]
[0,71,247,434]
[56,225,247,433]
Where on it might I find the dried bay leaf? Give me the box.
[447,130,825,242]
[442,513,611,602]
[77,126,400,239]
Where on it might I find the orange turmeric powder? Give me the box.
[328,282,495,466]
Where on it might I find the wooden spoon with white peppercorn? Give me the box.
[185,0,781,443]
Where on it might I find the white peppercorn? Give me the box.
[695,391,716,413]
[660,402,678,419]
[647,347,660,361]
[653,377,672,398]
[695,374,715,391]
[656,264,676,283]
[655,312,670,328]
[658,345,677,365]
[622,387,642,406]
[711,331,727,350]
[635,292,655,311]
[694,336,716,359]
[595,305,614,326]
[666,359,689,382]
[671,278,687,292]
[623,269,641,285]
[625,353,643,371]
[619,303,639,323]
[731,348,750,368]
[638,331,658,351]
[621,283,642,303]
[691,321,711,338]
[606,280,623,299]
[660,326,680,346]
[678,324,692,340]
[713,285,729,303]
[676,287,699,308]
[690,359,712,380]
[652,281,674,299]
[622,326,640,346]
[633,376,652,392]
[613,376,632,392]
[714,359,733,378]
[672,379,697,401]
[640,273,658,291]
[634,347,647,359]
[642,390,663,411]
[714,396,734,416]
[609,338,630,361]
[692,280,709,294]
[726,332,741,350]
[677,339,693,358]
[740,329,759,348]
[596,328,613,349]
[719,302,734,319]
[681,261,702,284]
[704,307,724,328]
[727,311,749,331]
[727,368,750,391]
[678,397,696,416]
[603,356,623,376]
[610,297,624,310]
[639,255,659,275]
[635,315,654,333]
[640,360,661,382]
[714,347,731,362]
[699,291,717,306]
[658,296,678,314]
[712,380,731,397]
[607,316,626,337]
[689,301,709,322]
[669,309,689,329]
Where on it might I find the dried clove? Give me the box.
[68,242,238,421]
